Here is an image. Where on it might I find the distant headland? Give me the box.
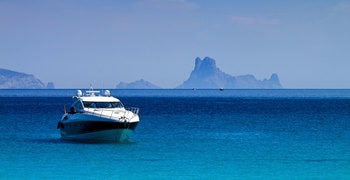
[0,68,54,89]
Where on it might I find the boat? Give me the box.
[57,89,139,142]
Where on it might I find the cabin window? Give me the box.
[111,102,124,108]
[83,101,124,108]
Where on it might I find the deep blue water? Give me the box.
[1,89,350,179]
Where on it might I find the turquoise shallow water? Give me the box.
[1,89,350,179]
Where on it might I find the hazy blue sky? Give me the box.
[1,0,350,88]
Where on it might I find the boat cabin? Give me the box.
[69,90,124,114]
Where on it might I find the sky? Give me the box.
[1,0,350,88]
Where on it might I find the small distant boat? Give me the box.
[219,88,224,91]
[57,89,139,142]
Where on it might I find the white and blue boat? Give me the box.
[57,89,139,142]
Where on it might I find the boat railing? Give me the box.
[123,107,139,119]
[125,107,139,115]
[83,108,112,119]
[83,107,139,120]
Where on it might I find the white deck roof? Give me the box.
[78,96,120,102]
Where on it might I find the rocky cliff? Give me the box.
[0,68,46,89]
[177,57,282,89]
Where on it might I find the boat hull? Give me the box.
[58,121,138,143]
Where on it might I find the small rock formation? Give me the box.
[116,79,160,89]
[46,82,55,89]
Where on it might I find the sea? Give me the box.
[1,89,350,179]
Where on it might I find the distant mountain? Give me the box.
[177,57,282,89]
[0,68,46,89]
[116,79,161,89]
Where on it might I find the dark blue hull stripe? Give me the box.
[58,121,138,135]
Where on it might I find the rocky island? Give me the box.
[177,57,282,89]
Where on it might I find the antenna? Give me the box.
[90,83,93,91]
[101,81,104,96]
[86,83,100,96]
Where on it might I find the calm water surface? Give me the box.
[0,89,350,179]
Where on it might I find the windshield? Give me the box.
[83,101,124,108]
[69,99,84,113]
